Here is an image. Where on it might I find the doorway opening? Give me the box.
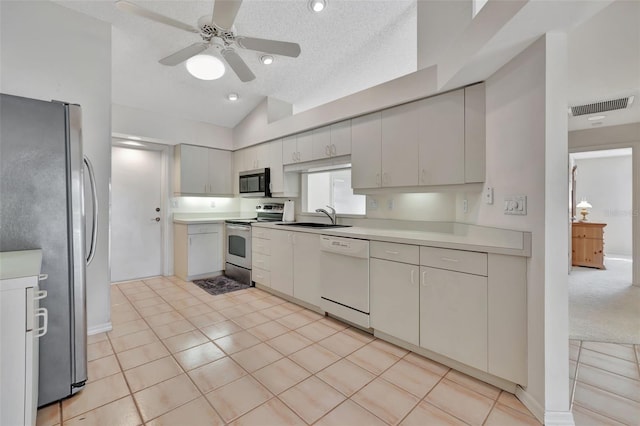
[111,140,170,282]
[568,147,638,343]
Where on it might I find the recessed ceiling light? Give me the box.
[121,141,144,147]
[260,55,274,65]
[186,55,225,80]
[309,0,326,13]
[127,136,141,140]
[227,93,239,101]
[587,115,606,121]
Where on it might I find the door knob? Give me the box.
[151,217,160,222]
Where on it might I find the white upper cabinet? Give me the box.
[464,83,486,183]
[296,131,313,163]
[282,135,298,165]
[174,144,232,196]
[268,139,299,196]
[351,112,382,189]
[381,102,420,188]
[418,89,465,186]
[311,121,351,160]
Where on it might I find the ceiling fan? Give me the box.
[115,0,302,82]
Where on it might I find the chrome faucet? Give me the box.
[315,205,336,225]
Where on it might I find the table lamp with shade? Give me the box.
[577,199,592,221]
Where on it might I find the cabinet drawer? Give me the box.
[572,226,603,239]
[188,224,220,234]
[371,241,419,264]
[252,252,270,271]
[252,227,271,239]
[252,267,270,286]
[420,246,487,276]
[252,238,271,255]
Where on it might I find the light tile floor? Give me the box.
[34,276,637,425]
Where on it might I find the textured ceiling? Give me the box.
[56,0,417,128]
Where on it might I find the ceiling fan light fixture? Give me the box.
[260,55,274,65]
[186,54,225,80]
[227,93,239,101]
[309,0,326,13]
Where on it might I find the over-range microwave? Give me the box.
[239,168,271,197]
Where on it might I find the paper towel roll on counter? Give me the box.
[283,200,295,222]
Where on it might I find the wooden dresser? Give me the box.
[572,222,606,269]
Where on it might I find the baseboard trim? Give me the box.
[516,386,544,423]
[544,411,576,425]
[88,322,112,335]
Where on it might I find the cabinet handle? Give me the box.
[38,274,48,281]
[422,271,427,286]
[440,257,460,263]
[325,145,331,157]
[189,237,192,246]
[376,173,381,186]
[421,169,426,184]
[292,152,296,162]
[35,307,48,337]
[411,269,415,285]
[385,250,400,255]
[34,290,47,300]
[296,152,301,162]
[331,144,337,156]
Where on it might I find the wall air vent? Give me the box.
[569,96,634,116]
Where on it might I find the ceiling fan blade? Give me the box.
[236,37,301,58]
[212,0,243,30]
[116,0,199,33]
[221,49,255,82]
[159,43,209,65]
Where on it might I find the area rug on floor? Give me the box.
[569,257,640,344]
[192,275,250,296]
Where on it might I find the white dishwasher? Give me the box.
[320,236,370,328]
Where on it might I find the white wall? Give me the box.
[575,155,633,255]
[113,103,233,150]
[455,35,571,421]
[1,0,112,333]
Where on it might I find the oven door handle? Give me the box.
[226,225,251,231]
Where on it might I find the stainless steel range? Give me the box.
[225,203,283,285]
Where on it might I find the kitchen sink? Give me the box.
[276,222,352,229]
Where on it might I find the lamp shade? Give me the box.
[576,200,592,209]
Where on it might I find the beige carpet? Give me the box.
[569,256,640,344]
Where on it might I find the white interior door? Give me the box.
[111,146,163,282]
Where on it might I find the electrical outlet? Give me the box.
[504,195,527,215]
[484,187,494,205]
[463,199,468,213]
[171,199,178,208]
[368,198,378,210]
[387,199,394,210]
[210,200,216,208]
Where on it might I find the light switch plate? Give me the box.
[484,187,494,204]
[504,195,527,215]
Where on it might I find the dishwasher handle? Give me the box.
[320,236,369,258]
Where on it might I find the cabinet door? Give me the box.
[178,145,209,194]
[282,135,297,165]
[464,83,486,183]
[293,232,321,306]
[270,230,294,296]
[233,149,244,195]
[254,143,270,169]
[242,146,257,170]
[330,120,351,157]
[351,112,382,189]
[420,266,487,371]
[296,131,313,163]
[370,259,419,345]
[381,102,419,187]
[418,90,465,186]
[208,149,232,195]
[312,126,332,160]
[188,233,218,276]
[269,139,284,194]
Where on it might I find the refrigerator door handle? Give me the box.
[84,156,98,265]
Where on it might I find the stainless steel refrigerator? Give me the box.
[0,93,98,406]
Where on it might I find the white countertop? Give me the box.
[173,213,256,224]
[0,249,43,280]
[253,222,531,257]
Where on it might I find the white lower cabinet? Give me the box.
[370,258,419,346]
[419,266,488,372]
[293,232,321,307]
[174,223,223,280]
[269,229,294,296]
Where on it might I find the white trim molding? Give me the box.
[88,322,112,335]
[544,411,576,426]
[515,386,544,423]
